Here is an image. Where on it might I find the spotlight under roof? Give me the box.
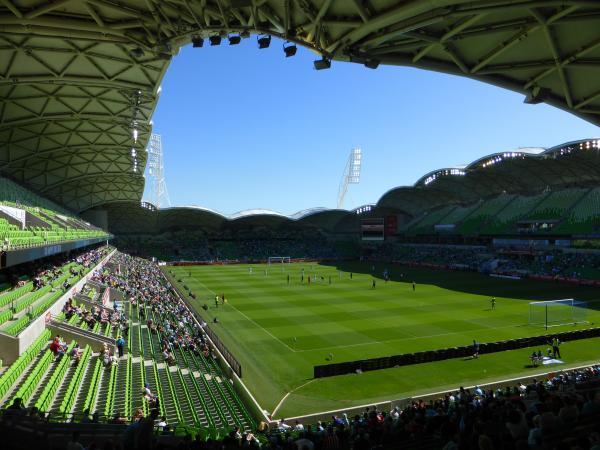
[314,57,331,70]
[130,47,144,58]
[257,35,271,49]
[364,59,380,69]
[524,87,551,105]
[283,42,297,57]
[209,35,222,46]
[229,35,241,45]
[191,36,204,48]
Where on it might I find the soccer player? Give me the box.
[249,267,253,274]
[472,340,480,359]
[287,274,290,284]
[350,272,353,280]
[214,295,219,309]
[491,297,496,310]
[412,281,416,291]
[372,279,376,289]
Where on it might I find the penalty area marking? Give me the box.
[271,379,318,418]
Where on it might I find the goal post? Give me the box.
[268,256,291,264]
[528,299,588,329]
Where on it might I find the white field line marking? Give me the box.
[186,272,552,354]
[292,323,525,353]
[271,379,317,418]
[279,358,600,422]
[193,277,297,352]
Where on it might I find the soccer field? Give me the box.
[165,262,600,417]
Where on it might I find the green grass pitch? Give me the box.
[164,262,600,418]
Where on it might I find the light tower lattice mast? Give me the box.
[144,133,171,208]
[337,148,362,209]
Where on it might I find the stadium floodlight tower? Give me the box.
[144,133,171,209]
[337,148,362,209]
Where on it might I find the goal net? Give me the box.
[268,256,291,264]
[529,299,588,328]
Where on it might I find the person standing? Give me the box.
[552,337,561,358]
[116,335,125,358]
[372,279,376,289]
[412,281,416,291]
[215,295,219,309]
[491,297,496,310]
[472,340,480,359]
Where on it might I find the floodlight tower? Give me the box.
[144,133,171,208]
[337,148,362,209]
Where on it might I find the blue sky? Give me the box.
[146,38,599,215]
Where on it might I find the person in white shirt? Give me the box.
[157,416,168,432]
[294,420,304,431]
[278,419,291,430]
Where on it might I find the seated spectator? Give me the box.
[142,382,157,403]
[70,343,82,362]
[156,416,169,433]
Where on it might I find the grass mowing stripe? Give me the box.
[166,262,600,416]
[191,275,297,352]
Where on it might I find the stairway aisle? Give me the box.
[72,356,102,417]
[111,361,128,417]
[48,362,79,415]
[156,366,180,424]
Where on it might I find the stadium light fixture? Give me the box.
[228,35,242,45]
[314,57,331,70]
[240,30,251,39]
[524,86,550,104]
[283,42,297,57]
[192,36,204,48]
[209,35,222,46]
[364,59,380,69]
[130,47,145,58]
[257,35,271,49]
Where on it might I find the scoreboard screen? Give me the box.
[361,218,385,241]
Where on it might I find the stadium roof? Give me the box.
[1,1,599,213]
[103,138,600,233]
[378,138,600,213]
[103,201,358,234]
